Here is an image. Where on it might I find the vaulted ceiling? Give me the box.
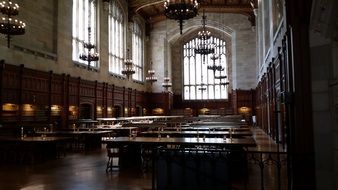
[127,0,257,26]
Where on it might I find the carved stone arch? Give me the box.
[135,105,143,116]
[79,102,94,119]
[169,26,234,94]
[113,104,122,118]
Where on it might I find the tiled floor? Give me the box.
[0,128,287,190]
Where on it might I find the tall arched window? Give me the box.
[72,0,98,68]
[183,36,228,100]
[132,21,143,81]
[108,1,124,75]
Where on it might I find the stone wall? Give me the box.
[0,0,147,92]
[309,0,338,189]
[149,13,257,93]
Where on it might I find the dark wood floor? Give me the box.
[0,128,287,190]
[0,148,152,190]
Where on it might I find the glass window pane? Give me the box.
[208,85,214,99]
[215,85,220,99]
[183,36,228,100]
[184,57,190,85]
[191,86,196,100]
[72,0,99,68]
[184,86,190,100]
[190,59,195,85]
[221,85,227,99]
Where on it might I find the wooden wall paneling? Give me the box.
[267,66,271,135]
[60,74,66,128]
[133,89,137,116]
[47,71,52,124]
[114,86,123,105]
[273,62,278,141]
[21,68,49,106]
[127,88,131,116]
[66,76,78,126]
[251,89,256,116]
[285,0,315,187]
[80,80,95,99]
[271,62,276,140]
[265,75,269,132]
[268,64,274,138]
[274,52,283,145]
[68,77,78,105]
[102,82,105,118]
[262,75,266,132]
[0,60,3,122]
[261,79,265,130]
[77,77,81,121]
[95,82,104,119]
[255,82,262,127]
[111,84,115,117]
[20,68,50,124]
[18,64,24,125]
[2,65,20,104]
[94,80,97,119]
[79,79,96,119]
[234,89,255,123]
[104,83,108,118]
[232,90,238,114]
[171,93,232,116]
[51,74,63,106]
[279,41,287,147]
[123,87,125,117]
[128,88,132,116]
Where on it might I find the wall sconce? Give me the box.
[239,106,250,114]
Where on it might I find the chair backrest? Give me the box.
[106,144,120,156]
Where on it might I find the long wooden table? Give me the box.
[140,130,252,138]
[104,136,256,148]
[36,130,112,150]
[162,126,251,131]
[0,136,70,143]
[0,136,70,164]
[104,136,255,189]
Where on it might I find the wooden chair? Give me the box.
[106,143,121,172]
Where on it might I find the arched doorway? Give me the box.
[135,105,142,116]
[114,105,122,118]
[79,103,93,119]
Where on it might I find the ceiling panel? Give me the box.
[128,0,255,25]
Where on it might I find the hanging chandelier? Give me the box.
[195,42,215,55]
[198,75,207,91]
[164,0,199,34]
[208,54,224,71]
[207,64,224,71]
[121,49,135,78]
[194,10,214,55]
[210,53,218,61]
[214,75,227,79]
[220,81,229,86]
[197,10,210,41]
[198,83,207,91]
[79,3,99,70]
[79,27,99,70]
[146,61,157,84]
[0,0,26,48]
[162,77,172,90]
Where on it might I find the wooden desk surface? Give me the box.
[163,127,251,131]
[104,136,256,147]
[141,130,252,136]
[0,136,70,142]
[36,130,112,135]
